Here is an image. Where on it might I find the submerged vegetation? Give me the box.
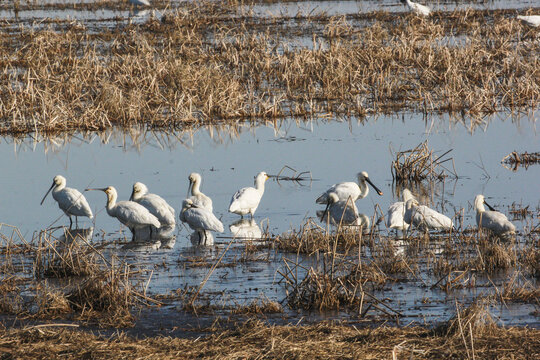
[0,1,538,134]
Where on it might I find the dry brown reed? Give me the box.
[502,151,540,170]
[0,318,538,359]
[0,4,538,135]
[391,141,455,183]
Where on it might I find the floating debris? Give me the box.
[502,151,540,170]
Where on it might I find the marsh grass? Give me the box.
[0,3,538,134]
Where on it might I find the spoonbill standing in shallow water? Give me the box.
[86,186,160,240]
[229,171,269,218]
[129,182,175,226]
[129,0,151,7]
[400,0,431,17]
[316,171,383,205]
[187,173,213,212]
[404,199,453,231]
[317,192,371,229]
[474,195,516,237]
[41,175,93,228]
[517,15,540,27]
[386,189,416,231]
[180,199,224,246]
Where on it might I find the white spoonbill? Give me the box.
[187,173,213,212]
[86,186,160,240]
[180,199,224,246]
[404,199,453,231]
[129,0,151,7]
[517,15,540,27]
[229,171,270,218]
[386,189,416,231]
[316,171,383,205]
[401,0,431,17]
[129,182,176,226]
[41,175,93,228]
[317,193,370,229]
[474,195,516,236]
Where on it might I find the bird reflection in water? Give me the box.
[229,219,262,241]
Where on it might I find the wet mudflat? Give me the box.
[0,0,539,358]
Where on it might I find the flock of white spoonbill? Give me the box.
[41,169,517,246]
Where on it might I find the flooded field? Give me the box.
[0,0,539,357]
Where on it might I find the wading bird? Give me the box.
[316,171,383,205]
[187,173,213,212]
[404,199,453,231]
[229,171,269,218]
[386,189,416,231]
[517,15,540,27]
[129,0,151,7]
[129,182,175,226]
[400,0,431,17]
[41,175,93,228]
[87,186,160,240]
[180,199,224,246]
[474,194,516,237]
[317,192,371,229]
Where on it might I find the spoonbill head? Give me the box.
[400,0,431,17]
[316,171,383,204]
[129,182,176,226]
[404,199,453,231]
[180,198,224,245]
[86,186,161,240]
[187,172,213,212]
[474,195,516,236]
[228,171,269,218]
[41,175,93,227]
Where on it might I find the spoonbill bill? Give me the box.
[41,175,93,228]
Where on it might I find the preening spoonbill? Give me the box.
[317,192,371,229]
[386,189,415,231]
[129,0,151,7]
[86,186,160,240]
[401,0,431,17]
[474,195,516,236]
[129,182,176,225]
[404,199,453,231]
[229,171,269,218]
[517,15,540,27]
[180,199,224,246]
[187,173,213,212]
[316,171,383,205]
[41,175,93,227]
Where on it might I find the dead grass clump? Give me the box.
[275,220,361,254]
[34,285,72,319]
[502,151,540,169]
[442,301,498,340]
[65,265,135,326]
[520,247,540,278]
[232,295,283,315]
[391,141,454,183]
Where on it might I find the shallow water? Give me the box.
[1,111,539,332]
